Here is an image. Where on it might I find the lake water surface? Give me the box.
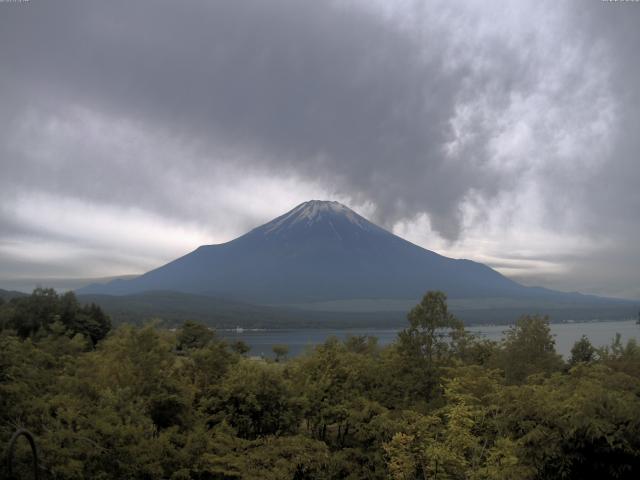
[220,319,640,358]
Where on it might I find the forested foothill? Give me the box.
[1,289,640,479]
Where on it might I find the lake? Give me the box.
[219,319,640,358]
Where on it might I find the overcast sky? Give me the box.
[1,0,639,298]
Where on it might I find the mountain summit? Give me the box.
[78,201,603,305]
[252,200,392,248]
[263,200,373,232]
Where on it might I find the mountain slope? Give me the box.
[77,290,408,328]
[77,290,637,328]
[77,200,625,306]
[0,288,29,301]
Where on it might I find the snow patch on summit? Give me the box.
[262,200,375,235]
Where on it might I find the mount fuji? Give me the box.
[78,200,621,312]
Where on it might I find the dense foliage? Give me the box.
[1,290,640,479]
[0,288,111,346]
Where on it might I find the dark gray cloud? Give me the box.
[0,0,494,231]
[0,0,639,298]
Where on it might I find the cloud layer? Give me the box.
[0,0,639,298]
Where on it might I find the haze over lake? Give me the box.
[220,319,640,359]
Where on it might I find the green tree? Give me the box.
[72,302,111,346]
[398,291,463,363]
[492,364,640,479]
[393,291,464,403]
[3,289,110,346]
[599,334,640,378]
[177,320,214,350]
[4,293,640,479]
[500,315,563,384]
[215,361,300,439]
[202,429,330,480]
[272,344,289,362]
[9,287,59,338]
[569,335,596,366]
[182,340,237,400]
[344,335,379,355]
[231,340,251,355]
[89,325,191,430]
